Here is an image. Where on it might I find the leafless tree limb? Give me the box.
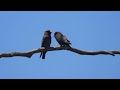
[0,46,120,58]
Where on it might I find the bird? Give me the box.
[54,32,71,47]
[40,30,52,59]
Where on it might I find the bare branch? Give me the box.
[0,46,120,58]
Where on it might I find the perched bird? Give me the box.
[54,32,71,47]
[40,30,52,59]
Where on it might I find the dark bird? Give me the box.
[40,30,52,59]
[54,32,71,47]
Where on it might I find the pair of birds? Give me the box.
[40,30,71,59]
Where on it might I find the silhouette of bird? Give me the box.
[54,32,71,47]
[40,30,52,59]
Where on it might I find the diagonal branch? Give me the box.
[0,46,120,58]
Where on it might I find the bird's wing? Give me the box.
[41,37,45,47]
[62,35,71,44]
[41,36,51,47]
[41,36,48,47]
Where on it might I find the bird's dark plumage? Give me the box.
[40,30,52,59]
[54,32,71,47]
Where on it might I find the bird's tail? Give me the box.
[40,52,46,59]
[42,53,46,59]
[40,52,42,58]
[69,42,71,45]
[67,44,71,48]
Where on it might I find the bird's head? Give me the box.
[54,32,63,38]
[45,30,52,35]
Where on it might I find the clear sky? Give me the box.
[0,11,120,79]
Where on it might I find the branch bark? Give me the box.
[0,46,120,58]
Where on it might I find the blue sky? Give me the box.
[0,11,120,79]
